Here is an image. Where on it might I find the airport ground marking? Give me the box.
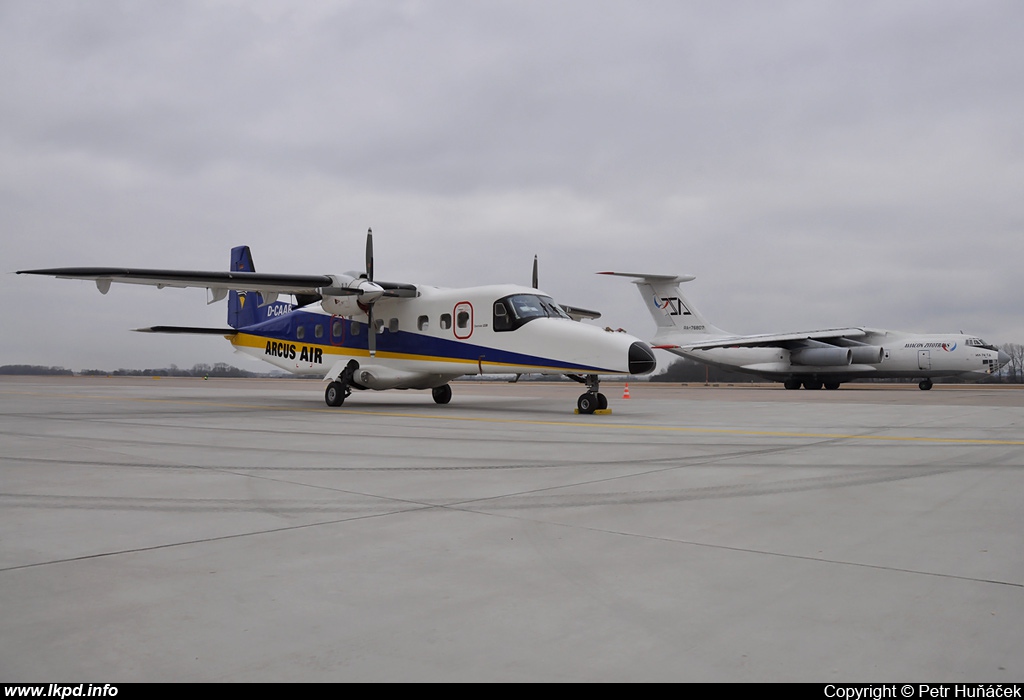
[8,388,1024,447]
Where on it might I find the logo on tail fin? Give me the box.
[653,295,690,316]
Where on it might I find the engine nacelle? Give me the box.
[319,275,384,318]
[790,347,852,366]
[849,346,885,364]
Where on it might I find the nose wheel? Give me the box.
[576,391,609,414]
[572,374,610,414]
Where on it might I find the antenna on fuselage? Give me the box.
[532,255,538,289]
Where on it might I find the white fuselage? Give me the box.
[671,329,1005,382]
[230,284,655,389]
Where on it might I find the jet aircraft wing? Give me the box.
[660,328,870,351]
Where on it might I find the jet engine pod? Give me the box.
[790,347,853,366]
[849,346,885,364]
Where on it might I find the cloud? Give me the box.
[2,1,1022,371]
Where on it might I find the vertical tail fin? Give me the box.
[228,246,258,329]
[227,246,296,329]
[598,272,729,340]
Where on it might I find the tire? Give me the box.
[824,382,841,390]
[919,379,933,391]
[325,382,346,407]
[432,384,452,404]
[577,392,596,414]
[597,393,608,410]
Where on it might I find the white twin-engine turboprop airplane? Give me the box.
[17,232,656,413]
[601,271,1009,391]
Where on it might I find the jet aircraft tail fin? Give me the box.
[598,272,729,340]
[227,246,295,329]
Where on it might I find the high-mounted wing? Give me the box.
[16,267,335,297]
[16,266,417,301]
[666,328,870,351]
[560,304,602,322]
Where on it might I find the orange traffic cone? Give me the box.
[623,383,630,399]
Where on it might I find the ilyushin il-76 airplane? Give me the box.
[17,231,656,412]
[601,271,1008,390]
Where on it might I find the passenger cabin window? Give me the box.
[417,315,429,331]
[297,325,306,340]
[492,294,569,332]
[315,324,324,339]
[351,321,361,336]
[332,321,343,338]
[457,311,470,329]
[440,314,451,330]
[389,318,399,333]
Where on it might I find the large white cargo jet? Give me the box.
[602,272,1009,390]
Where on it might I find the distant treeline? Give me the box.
[0,363,285,378]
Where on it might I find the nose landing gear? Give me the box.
[570,374,610,414]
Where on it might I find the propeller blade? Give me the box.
[367,306,376,357]
[365,228,374,283]
[532,255,538,289]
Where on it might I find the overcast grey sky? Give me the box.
[2,1,1021,371]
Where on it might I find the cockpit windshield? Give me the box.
[494,294,570,331]
[966,337,998,351]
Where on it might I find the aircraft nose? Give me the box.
[629,342,657,375]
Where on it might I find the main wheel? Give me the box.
[919,379,933,391]
[597,393,608,410]
[577,392,597,414]
[824,382,841,390]
[325,382,346,407]
[784,379,801,390]
[432,384,453,404]
[803,380,823,390]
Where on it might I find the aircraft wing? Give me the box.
[659,328,870,351]
[17,266,420,298]
[17,267,336,295]
[559,304,601,322]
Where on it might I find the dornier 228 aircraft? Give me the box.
[601,271,1008,390]
[17,231,656,412]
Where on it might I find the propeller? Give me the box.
[365,228,377,357]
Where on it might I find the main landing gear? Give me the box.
[571,374,609,415]
[323,359,456,407]
[431,384,452,404]
[919,378,933,391]
[325,359,359,407]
